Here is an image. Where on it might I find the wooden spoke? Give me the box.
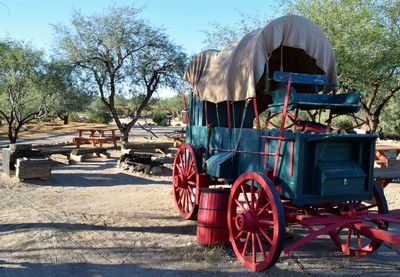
[242,232,251,257]
[259,227,273,245]
[235,230,244,240]
[241,185,251,210]
[252,234,257,264]
[328,183,389,256]
[256,201,271,217]
[235,199,247,212]
[250,180,255,210]
[256,233,267,258]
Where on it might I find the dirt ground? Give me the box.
[0,123,399,276]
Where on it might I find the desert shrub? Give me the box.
[152,111,168,126]
[69,112,80,122]
[87,112,112,124]
[333,117,354,130]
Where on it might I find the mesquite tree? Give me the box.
[0,40,49,143]
[54,5,187,142]
[285,0,400,134]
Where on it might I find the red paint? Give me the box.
[197,188,230,245]
[253,98,261,130]
[226,101,231,128]
[181,83,191,125]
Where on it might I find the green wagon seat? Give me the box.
[206,152,235,178]
[268,88,361,114]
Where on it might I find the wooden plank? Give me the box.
[121,142,172,150]
[374,167,400,179]
[273,71,329,85]
[387,159,400,169]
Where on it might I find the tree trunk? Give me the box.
[8,124,18,143]
[63,115,69,125]
[122,129,129,142]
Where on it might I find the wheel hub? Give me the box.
[235,211,259,232]
[174,172,188,188]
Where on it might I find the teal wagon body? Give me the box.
[187,124,376,206]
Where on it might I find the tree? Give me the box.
[54,5,187,141]
[203,1,400,134]
[46,61,92,124]
[284,0,400,134]
[0,40,49,143]
[154,95,185,117]
[203,11,270,49]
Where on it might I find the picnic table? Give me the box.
[73,128,121,148]
[374,144,400,188]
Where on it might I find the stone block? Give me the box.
[15,157,53,180]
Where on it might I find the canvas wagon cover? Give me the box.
[184,15,338,103]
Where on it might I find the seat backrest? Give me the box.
[273,71,329,86]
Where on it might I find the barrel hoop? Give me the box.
[197,224,228,229]
[201,189,230,194]
[198,207,227,212]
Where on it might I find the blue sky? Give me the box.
[0,0,280,55]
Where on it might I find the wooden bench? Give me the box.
[73,136,121,148]
[374,159,400,189]
[165,130,185,147]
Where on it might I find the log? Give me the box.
[50,154,72,165]
[70,154,85,162]
[9,144,33,152]
[121,142,172,150]
[71,148,107,156]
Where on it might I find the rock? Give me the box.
[150,166,162,175]
[144,164,152,174]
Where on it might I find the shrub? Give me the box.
[69,112,80,122]
[152,111,168,126]
[87,112,112,124]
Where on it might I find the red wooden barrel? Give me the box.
[197,188,230,245]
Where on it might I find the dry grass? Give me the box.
[0,120,110,138]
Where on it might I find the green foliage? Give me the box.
[86,98,113,124]
[87,112,112,124]
[203,11,270,49]
[69,112,80,122]
[54,4,187,141]
[46,60,92,122]
[0,39,50,142]
[380,96,400,136]
[154,95,184,117]
[283,0,400,133]
[152,111,169,126]
[332,117,354,130]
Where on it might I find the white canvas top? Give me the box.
[184,15,338,103]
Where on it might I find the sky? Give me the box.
[0,0,280,55]
[0,0,280,97]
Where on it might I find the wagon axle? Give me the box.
[234,210,270,233]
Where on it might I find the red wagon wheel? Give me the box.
[329,182,389,256]
[227,172,285,271]
[172,143,199,220]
